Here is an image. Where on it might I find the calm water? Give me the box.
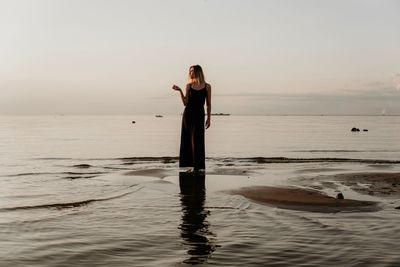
[1,115,400,266]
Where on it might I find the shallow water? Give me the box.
[2,115,400,266]
[1,157,400,266]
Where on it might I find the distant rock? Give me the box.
[363,129,368,132]
[337,192,344,199]
[155,115,163,118]
[132,121,136,124]
[351,127,360,132]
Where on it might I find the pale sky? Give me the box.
[1,0,399,115]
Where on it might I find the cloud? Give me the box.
[211,87,400,115]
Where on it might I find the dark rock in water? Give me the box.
[336,193,344,199]
[132,121,136,124]
[363,129,368,132]
[211,113,230,116]
[395,206,400,210]
[64,175,96,180]
[351,127,360,132]
[73,164,92,169]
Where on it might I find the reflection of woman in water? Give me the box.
[179,171,215,264]
[172,65,212,171]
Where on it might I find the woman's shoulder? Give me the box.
[205,83,212,89]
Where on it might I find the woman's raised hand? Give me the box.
[172,85,181,91]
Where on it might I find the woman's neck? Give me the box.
[191,80,204,86]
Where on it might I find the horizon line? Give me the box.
[1,114,399,117]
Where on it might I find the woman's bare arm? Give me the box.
[205,84,212,129]
[172,84,189,106]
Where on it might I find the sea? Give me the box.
[1,115,400,266]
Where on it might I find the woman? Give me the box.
[172,65,212,171]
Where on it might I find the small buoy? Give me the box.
[363,129,368,132]
[336,193,344,199]
[132,121,136,124]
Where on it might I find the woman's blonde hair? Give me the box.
[188,65,206,84]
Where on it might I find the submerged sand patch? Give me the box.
[300,172,400,198]
[328,172,400,197]
[123,168,174,178]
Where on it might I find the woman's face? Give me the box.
[189,67,195,79]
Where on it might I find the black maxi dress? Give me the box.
[179,85,207,170]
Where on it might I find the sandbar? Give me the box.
[230,186,380,212]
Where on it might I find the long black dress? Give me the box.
[179,84,207,170]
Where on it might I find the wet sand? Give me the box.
[229,186,380,212]
[228,171,400,212]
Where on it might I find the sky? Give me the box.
[1,0,399,115]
